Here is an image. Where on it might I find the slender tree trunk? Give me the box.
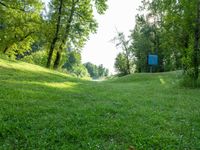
[53,0,77,69]
[3,46,8,53]
[125,52,131,74]
[124,44,131,74]
[182,35,189,73]
[53,51,61,69]
[193,0,200,81]
[46,0,63,68]
[47,37,57,68]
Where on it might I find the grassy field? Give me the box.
[0,58,200,149]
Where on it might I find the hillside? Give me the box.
[0,58,200,149]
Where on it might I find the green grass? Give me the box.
[0,58,200,149]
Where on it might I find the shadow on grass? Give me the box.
[0,66,89,83]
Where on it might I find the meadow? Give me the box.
[0,58,200,149]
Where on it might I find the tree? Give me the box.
[148,0,200,83]
[46,0,108,69]
[193,0,200,82]
[62,51,89,77]
[113,32,133,75]
[130,15,153,72]
[63,51,81,71]
[71,64,90,78]
[84,62,109,79]
[128,0,200,84]
[114,52,130,75]
[98,64,105,77]
[46,0,64,68]
[0,0,43,58]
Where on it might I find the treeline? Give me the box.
[84,62,109,79]
[0,0,108,78]
[114,0,200,86]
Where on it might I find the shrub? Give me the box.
[22,50,47,67]
[180,72,200,88]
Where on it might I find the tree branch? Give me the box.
[0,1,25,12]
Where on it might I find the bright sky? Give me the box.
[82,0,142,74]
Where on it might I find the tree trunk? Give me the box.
[53,0,77,69]
[193,0,200,81]
[3,46,8,54]
[182,35,190,73]
[123,41,131,74]
[47,37,57,68]
[46,0,63,68]
[126,54,131,74]
[53,51,61,69]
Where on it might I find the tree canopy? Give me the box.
[0,0,43,58]
[112,0,200,86]
[84,62,109,79]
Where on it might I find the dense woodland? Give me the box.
[114,0,200,87]
[0,0,199,85]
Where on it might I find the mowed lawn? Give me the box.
[0,58,200,150]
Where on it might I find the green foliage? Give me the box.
[124,0,200,85]
[94,0,108,14]
[62,51,89,78]
[0,51,10,60]
[180,72,200,88]
[98,64,109,77]
[22,50,48,67]
[84,62,109,79]
[0,0,43,58]
[113,32,134,75]
[0,0,108,69]
[84,62,99,78]
[46,0,108,68]
[114,53,129,75]
[1,58,200,149]
[148,0,199,80]
[63,51,81,70]
[70,64,90,78]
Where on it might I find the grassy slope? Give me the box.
[0,58,200,150]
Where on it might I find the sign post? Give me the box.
[148,54,158,73]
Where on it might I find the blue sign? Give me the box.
[148,54,158,65]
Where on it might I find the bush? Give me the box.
[180,72,200,88]
[0,52,10,60]
[70,65,90,78]
[22,50,47,67]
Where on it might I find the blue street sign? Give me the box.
[148,54,158,65]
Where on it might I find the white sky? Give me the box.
[82,0,142,74]
[43,0,142,74]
